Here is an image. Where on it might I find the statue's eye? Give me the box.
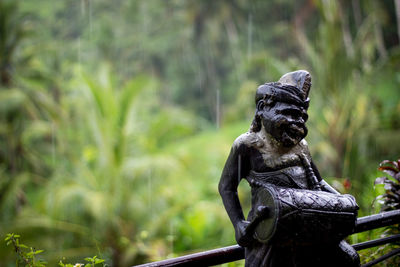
[280,108,302,118]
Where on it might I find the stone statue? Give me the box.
[218,70,360,267]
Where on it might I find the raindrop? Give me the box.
[78,37,81,64]
[169,221,174,255]
[216,89,220,129]
[247,13,253,60]
[148,168,152,216]
[52,122,55,165]
[80,0,85,14]
[88,0,92,39]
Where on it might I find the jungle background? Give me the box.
[1,0,400,266]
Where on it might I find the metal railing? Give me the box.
[134,210,400,267]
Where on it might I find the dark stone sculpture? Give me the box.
[218,70,360,267]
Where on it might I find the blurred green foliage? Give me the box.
[0,0,400,266]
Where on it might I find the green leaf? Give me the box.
[34,249,44,254]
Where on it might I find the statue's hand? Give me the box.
[235,220,253,247]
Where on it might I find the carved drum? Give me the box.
[252,185,359,246]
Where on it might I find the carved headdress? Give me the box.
[255,70,311,108]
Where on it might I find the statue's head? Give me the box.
[251,70,311,147]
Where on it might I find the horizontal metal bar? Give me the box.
[361,247,400,267]
[354,209,400,233]
[353,234,400,251]
[134,245,244,267]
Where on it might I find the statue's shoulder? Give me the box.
[299,139,309,148]
[298,139,311,156]
[232,131,261,150]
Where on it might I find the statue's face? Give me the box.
[259,100,308,147]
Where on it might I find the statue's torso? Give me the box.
[234,130,312,189]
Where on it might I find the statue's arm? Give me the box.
[311,161,340,194]
[218,144,252,246]
[219,145,245,225]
